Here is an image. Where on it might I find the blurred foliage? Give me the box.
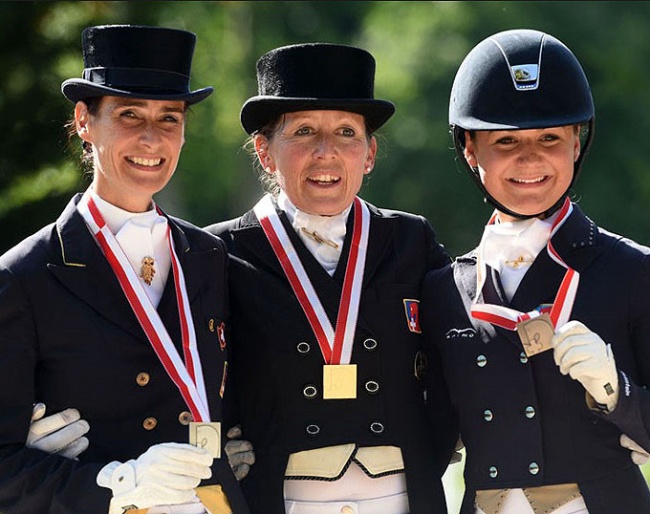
[4,1,650,258]
[2,0,650,498]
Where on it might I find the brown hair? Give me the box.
[65,97,102,173]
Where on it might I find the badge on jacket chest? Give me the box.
[517,313,554,357]
[140,256,156,285]
[403,299,421,333]
[323,364,357,399]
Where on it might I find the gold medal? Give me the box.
[140,255,156,285]
[517,313,555,357]
[323,364,357,399]
[189,421,222,458]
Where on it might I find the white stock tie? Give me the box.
[479,216,554,301]
[114,213,170,307]
[277,192,349,276]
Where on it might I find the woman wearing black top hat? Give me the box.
[0,25,247,514]
[204,43,457,514]
[421,29,650,514]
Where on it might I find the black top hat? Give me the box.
[240,43,395,135]
[61,25,213,105]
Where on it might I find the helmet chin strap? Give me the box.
[452,121,594,221]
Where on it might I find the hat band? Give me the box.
[82,66,190,92]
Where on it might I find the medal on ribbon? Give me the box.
[77,193,221,452]
[517,312,555,357]
[254,194,370,401]
[471,198,580,356]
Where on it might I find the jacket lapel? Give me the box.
[452,253,498,342]
[510,204,602,313]
[48,195,146,341]
[49,197,206,347]
[232,200,395,328]
[233,206,345,324]
[345,202,395,291]
[229,208,288,282]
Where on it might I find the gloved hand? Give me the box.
[552,321,619,412]
[224,426,255,481]
[96,442,213,514]
[26,403,90,459]
[620,434,650,466]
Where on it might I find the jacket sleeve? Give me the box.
[421,215,452,272]
[420,265,460,476]
[0,265,111,514]
[594,252,650,452]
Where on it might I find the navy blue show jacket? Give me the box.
[0,194,248,514]
[422,204,650,514]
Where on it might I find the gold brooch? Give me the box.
[140,256,156,285]
[300,227,339,249]
[504,255,533,269]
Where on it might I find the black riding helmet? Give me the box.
[449,29,595,219]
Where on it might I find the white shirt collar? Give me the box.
[89,190,161,236]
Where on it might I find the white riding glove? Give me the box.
[26,403,90,459]
[620,434,650,465]
[552,320,619,412]
[96,442,212,514]
[224,426,255,481]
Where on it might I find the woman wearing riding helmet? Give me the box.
[421,28,650,514]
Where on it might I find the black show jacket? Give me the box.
[206,199,457,514]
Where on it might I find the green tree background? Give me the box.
[2,1,650,509]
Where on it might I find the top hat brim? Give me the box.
[240,96,395,135]
[61,79,214,105]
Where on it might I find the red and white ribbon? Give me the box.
[77,193,210,422]
[253,194,370,365]
[471,197,580,331]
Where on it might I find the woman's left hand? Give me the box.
[552,320,619,412]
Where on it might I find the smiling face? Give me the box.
[464,126,581,221]
[76,96,186,212]
[255,110,377,216]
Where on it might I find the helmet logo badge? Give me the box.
[510,64,539,91]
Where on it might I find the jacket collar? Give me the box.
[229,197,395,294]
[50,194,195,343]
[454,204,602,342]
[510,202,601,312]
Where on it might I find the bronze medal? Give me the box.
[517,313,555,357]
[323,364,357,399]
[189,421,222,458]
